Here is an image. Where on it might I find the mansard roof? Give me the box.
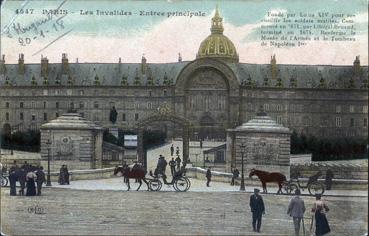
[233,63,368,89]
[0,60,368,89]
[0,62,188,86]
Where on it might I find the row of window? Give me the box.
[5,101,369,114]
[41,89,169,96]
[5,111,368,128]
[274,115,367,128]
[259,104,368,113]
[4,112,140,122]
[4,101,159,110]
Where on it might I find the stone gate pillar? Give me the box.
[182,125,189,166]
[138,128,144,165]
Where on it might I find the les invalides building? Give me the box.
[0,7,368,141]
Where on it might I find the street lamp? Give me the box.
[46,139,52,186]
[239,143,246,191]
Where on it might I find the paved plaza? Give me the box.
[1,142,368,235]
[1,187,368,235]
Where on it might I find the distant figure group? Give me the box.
[8,161,46,197]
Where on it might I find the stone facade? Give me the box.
[0,8,368,142]
[40,113,103,171]
[227,111,291,177]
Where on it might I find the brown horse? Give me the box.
[113,165,149,191]
[249,168,286,194]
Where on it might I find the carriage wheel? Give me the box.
[184,177,191,191]
[282,183,299,195]
[308,182,325,196]
[281,182,290,194]
[174,177,189,192]
[1,177,8,187]
[149,179,162,191]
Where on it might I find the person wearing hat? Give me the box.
[287,189,306,236]
[249,188,265,233]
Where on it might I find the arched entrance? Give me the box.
[137,106,191,170]
[174,58,240,140]
[2,123,11,136]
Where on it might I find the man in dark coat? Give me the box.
[176,147,180,157]
[9,169,17,196]
[325,169,334,190]
[249,188,265,233]
[206,167,212,187]
[64,165,70,185]
[170,144,174,157]
[169,158,176,176]
[36,166,46,195]
[59,165,65,185]
[17,168,26,196]
[231,168,239,186]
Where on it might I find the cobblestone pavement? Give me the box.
[1,188,367,235]
[51,176,368,197]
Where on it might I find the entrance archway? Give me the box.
[2,123,11,136]
[137,107,191,170]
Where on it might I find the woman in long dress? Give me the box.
[312,194,331,236]
[26,171,37,196]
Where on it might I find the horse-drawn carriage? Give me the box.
[113,164,191,192]
[249,168,325,196]
[147,169,191,192]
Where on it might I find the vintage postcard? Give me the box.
[0,0,368,235]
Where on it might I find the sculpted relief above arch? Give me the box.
[175,58,240,96]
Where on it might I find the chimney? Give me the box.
[76,58,79,63]
[353,55,361,76]
[41,55,48,77]
[62,53,69,74]
[18,53,25,75]
[178,53,182,62]
[141,54,147,74]
[271,54,277,80]
[117,57,122,72]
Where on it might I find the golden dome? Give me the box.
[197,6,239,63]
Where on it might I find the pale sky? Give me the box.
[1,0,368,65]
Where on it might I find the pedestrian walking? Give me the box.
[176,147,180,157]
[249,188,265,233]
[287,189,306,236]
[175,156,181,170]
[36,166,46,196]
[169,158,176,176]
[26,171,37,196]
[59,165,65,185]
[231,168,239,186]
[325,169,334,190]
[312,194,330,236]
[64,165,70,185]
[170,144,174,157]
[206,167,211,187]
[9,169,17,196]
